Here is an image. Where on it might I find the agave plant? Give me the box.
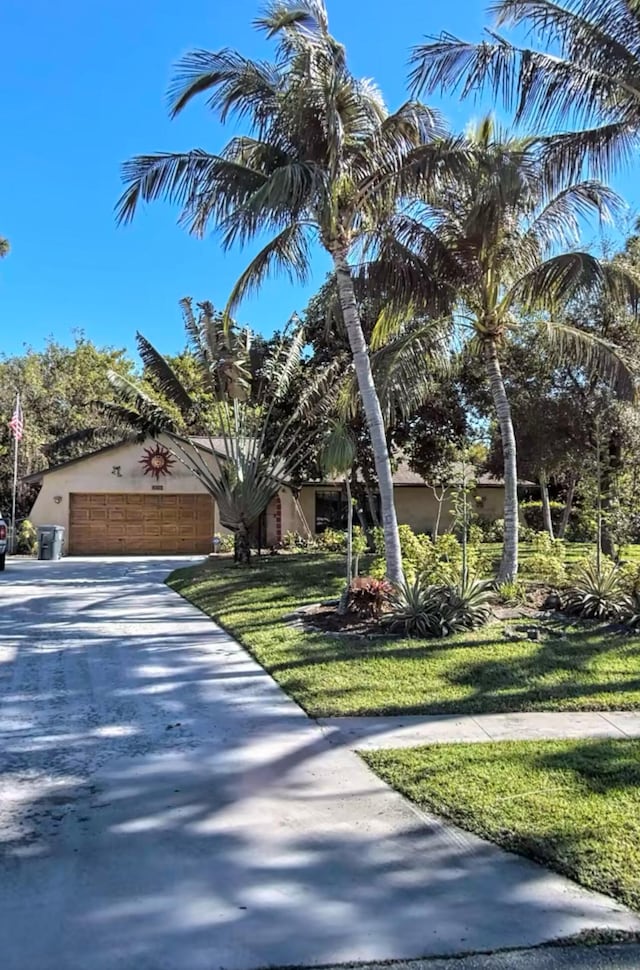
[385,577,448,638]
[385,575,492,638]
[446,578,493,629]
[564,561,629,621]
[99,299,342,564]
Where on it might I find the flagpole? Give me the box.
[10,392,19,555]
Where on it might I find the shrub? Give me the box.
[521,500,565,534]
[347,576,393,618]
[521,532,567,584]
[565,508,597,543]
[497,579,527,605]
[281,530,314,551]
[213,532,235,553]
[316,528,345,552]
[371,526,385,555]
[619,561,640,595]
[351,526,368,575]
[468,523,484,547]
[564,561,628,621]
[16,519,37,555]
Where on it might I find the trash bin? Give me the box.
[37,525,65,561]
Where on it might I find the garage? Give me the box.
[68,492,214,555]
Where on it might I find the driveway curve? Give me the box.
[0,557,638,970]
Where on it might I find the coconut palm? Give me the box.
[115,0,469,584]
[398,117,638,581]
[410,0,640,183]
[101,299,342,564]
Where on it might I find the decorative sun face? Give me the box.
[139,444,176,480]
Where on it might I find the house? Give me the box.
[24,436,511,556]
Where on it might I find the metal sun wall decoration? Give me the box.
[139,444,176,480]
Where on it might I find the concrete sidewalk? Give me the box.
[0,558,639,970]
[317,711,640,750]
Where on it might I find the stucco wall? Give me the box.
[292,484,506,536]
[29,437,221,537]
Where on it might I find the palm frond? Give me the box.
[526,180,624,251]
[508,252,640,314]
[225,223,312,314]
[538,319,637,402]
[116,151,268,231]
[167,49,281,123]
[136,332,194,413]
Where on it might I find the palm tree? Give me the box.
[410,0,640,183]
[101,299,342,564]
[115,0,466,584]
[0,238,9,258]
[404,117,638,581]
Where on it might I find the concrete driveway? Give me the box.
[0,557,638,970]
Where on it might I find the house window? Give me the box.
[315,489,348,533]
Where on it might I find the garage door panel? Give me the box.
[69,493,214,555]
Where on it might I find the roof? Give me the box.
[23,438,520,489]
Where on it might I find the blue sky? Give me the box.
[0,0,635,359]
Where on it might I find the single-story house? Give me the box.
[24,436,513,556]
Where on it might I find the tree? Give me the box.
[0,335,136,518]
[410,0,640,183]
[116,0,466,584]
[102,301,342,564]
[393,116,638,581]
[0,238,9,258]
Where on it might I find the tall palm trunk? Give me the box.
[539,473,554,538]
[332,251,403,585]
[484,339,519,582]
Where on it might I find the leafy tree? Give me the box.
[102,302,341,564]
[0,335,136,518]
[410,0,640,182]
[383,115,639,580]
[116,0,468,584]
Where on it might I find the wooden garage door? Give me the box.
[69,493,214,555]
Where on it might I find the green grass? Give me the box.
[362,738,640,911]
[168,552,640,718]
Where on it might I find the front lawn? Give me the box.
[363,738,640,911]
[168,554,640,717]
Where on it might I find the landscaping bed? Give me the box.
[362,738,640,911]
[168,554,640,718]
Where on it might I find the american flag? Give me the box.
[8,396,23,441]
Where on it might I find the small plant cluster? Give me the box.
[213,532,235,553]
[563,559,640,629]
[385,576,493,638]
[347,576,393,617]
[282,526,369,558]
